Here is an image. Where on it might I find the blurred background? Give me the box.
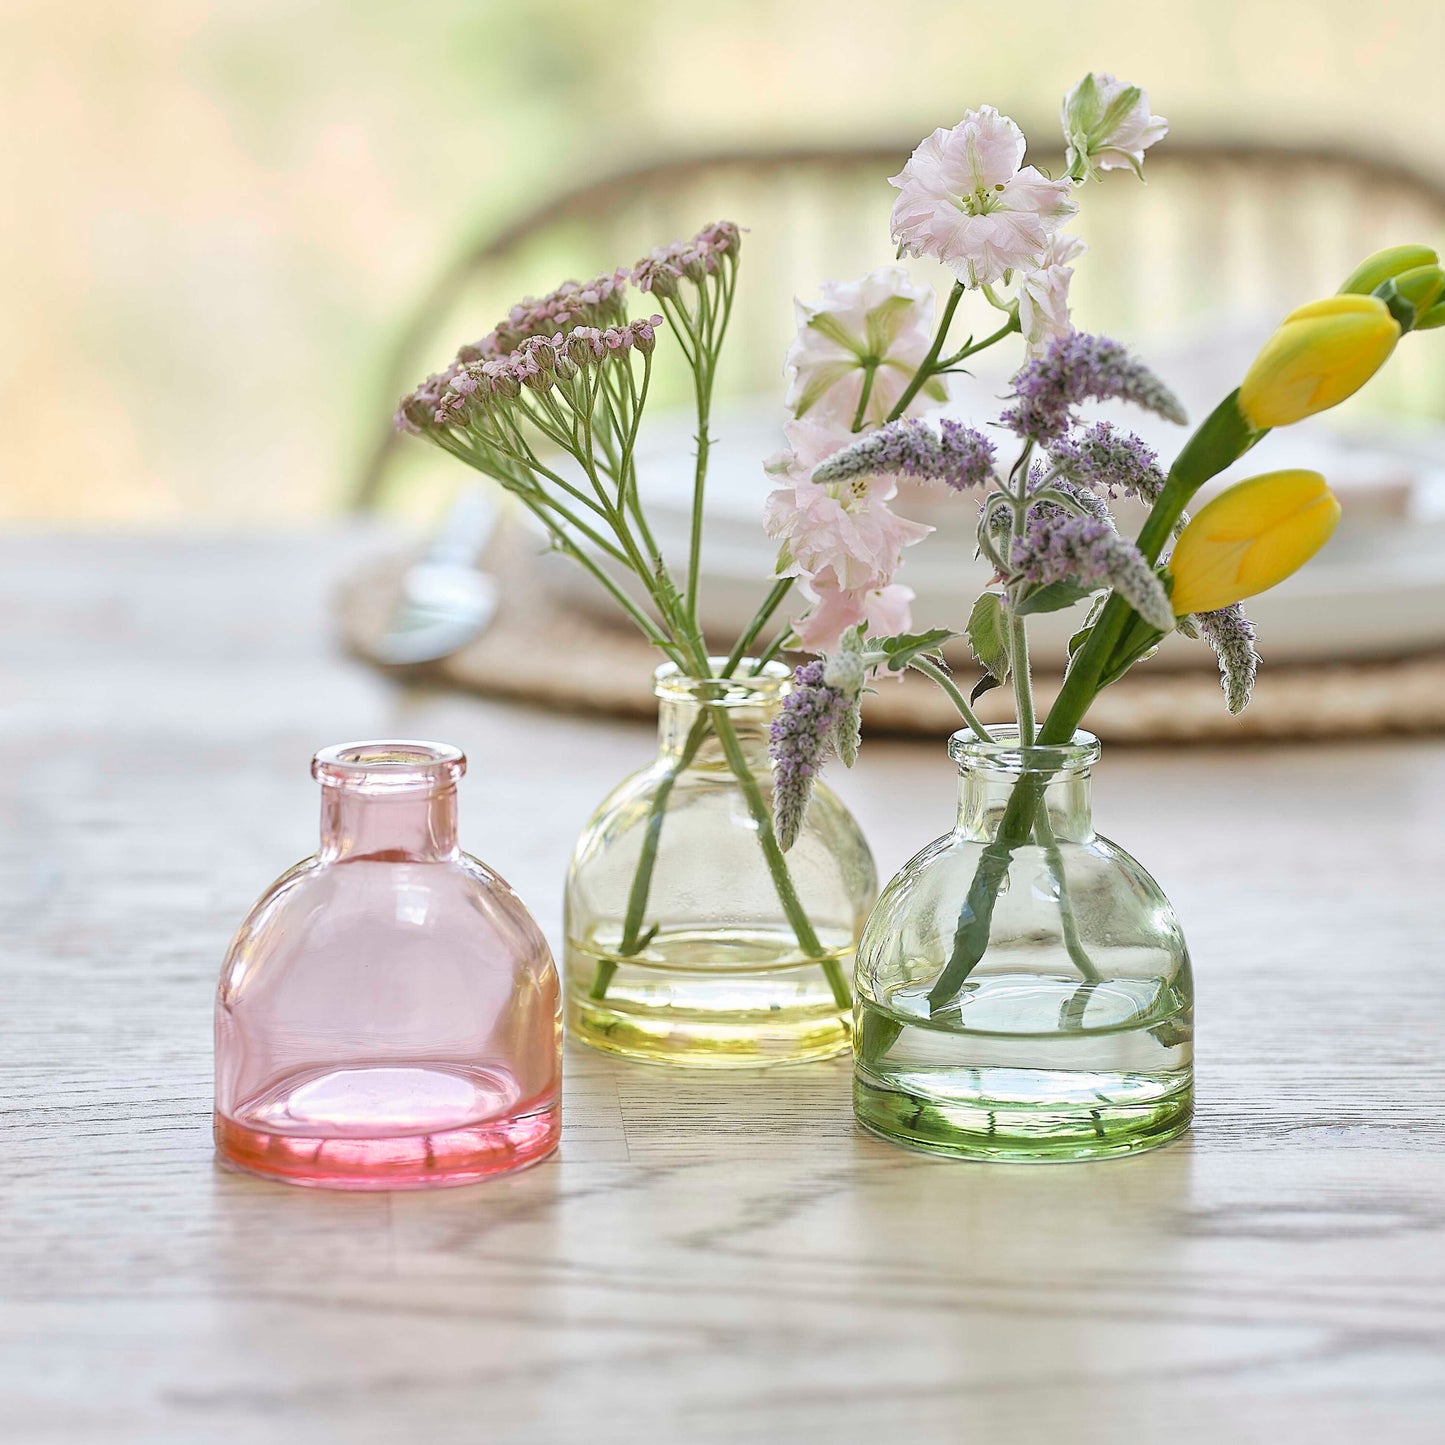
[5,0,1444,529]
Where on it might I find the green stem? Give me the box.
[938,314,1020,371]
[1008,612,1036,745]
[588,711,712,1000]
[885,283,965,424]
[751,628,792,671]
[706,703,851,1011]
[1034,811,1100,983]
[907,656,993,740]
[727,578,794,676]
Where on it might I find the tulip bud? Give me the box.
[1238,294,1400,429]
[1167,469,1340,616]
[1415,301,1445,331]
[1338,244,1438,296]
[1391,264,1445,317]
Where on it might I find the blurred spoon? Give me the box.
[373,486,498,666]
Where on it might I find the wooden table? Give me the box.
[5,532,1444,1444]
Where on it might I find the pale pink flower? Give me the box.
[764,416,851,486]
[1061,73,1168,180]
[764,467,932,592]
[889,107,1077,287]
[791,568,916,655]
[1018,234,1087,354]
[784,268,947,428]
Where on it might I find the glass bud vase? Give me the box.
[214,741,561,1190]
[565,660,877,1067]
[854,727,1192,1161]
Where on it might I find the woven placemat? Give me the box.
[337,537,1445,742]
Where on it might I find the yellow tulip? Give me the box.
[1238,294,1400,429]
[1168,470,1341,616]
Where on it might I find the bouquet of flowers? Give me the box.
[395,72,1443,1083]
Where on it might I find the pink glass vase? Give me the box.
[214,741,561,1190]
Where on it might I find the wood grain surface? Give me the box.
[4,531,1444,1444]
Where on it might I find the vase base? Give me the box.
[853,1071,1192,1162]
[214,1064,560,1190]
[566,927,854,1068]
[569,994,851,1068]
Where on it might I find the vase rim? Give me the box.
[947,725,1101,775]
[653,658,791,703]
[312,739,466,793]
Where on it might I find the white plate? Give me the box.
[537,376,1445,667]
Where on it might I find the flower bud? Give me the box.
[1238,294,1400,428]
[1061,72,1168,179]
[1415,301,1445,331]
[484,361,521,400]
[631,317,659,354]
[1337,244,1438,296]
[1167,469,1340,615]
[1391,264,1445,315]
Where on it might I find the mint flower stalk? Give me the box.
[1194,604,1261,715]
[769,661,853,852]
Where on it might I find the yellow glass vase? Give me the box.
[564,660,877,1067]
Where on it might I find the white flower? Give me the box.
[784,268,947,428]
[1061,73,1168,180]
[889,107,1077,287]
[1018,234,1087,354]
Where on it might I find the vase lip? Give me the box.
[653,657,791,703]
[947,725,1101,775]
[312,739,466,793]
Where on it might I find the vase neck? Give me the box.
[655,658,790,769]
[950,727,1099,844]
[312,741,465,863]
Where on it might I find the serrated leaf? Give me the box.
[966,592,1010,682]
[969,673,1003,706]
[1014,581,1093,617]
[874,628,958,671]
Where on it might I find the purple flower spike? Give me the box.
[1011,512,1174,632]
[1002,332,1187,442]
[1046,421,1168,501]
[768,661,850,852]
[811,417,997,492]
[1194,603,1260,714]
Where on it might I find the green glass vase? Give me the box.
[854,727,1193,1161]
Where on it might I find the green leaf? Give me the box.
[874,628,958,671]
[1014,581,1093,617]
[966,592,1010,682]
[969,673,1003,706]
[1066,594,1109,659]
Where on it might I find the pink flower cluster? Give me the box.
[490,271,632,354]
[633,221,742,298]
[396,316,662,433]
